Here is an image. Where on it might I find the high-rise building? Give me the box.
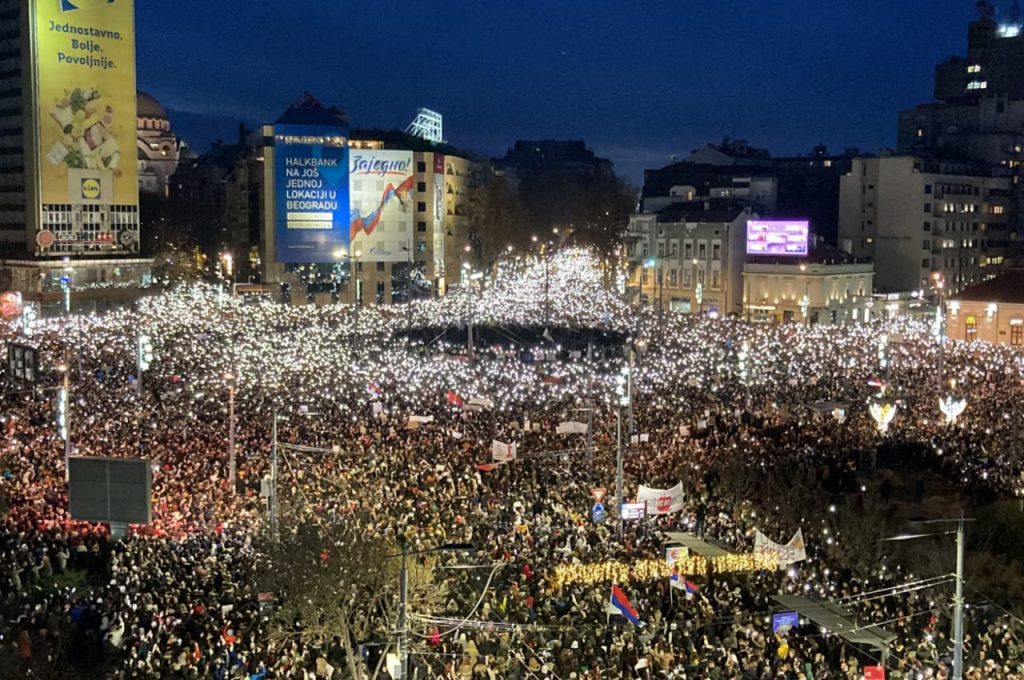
[898,1,1024,244]
[838,156,1010,294]
[0,0,148,303]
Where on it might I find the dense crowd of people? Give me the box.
[1,250,1023,679]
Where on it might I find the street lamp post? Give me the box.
[226,372,237,493]
[393,542,474,679]
[883,518,970,680]
[935,273,946,394]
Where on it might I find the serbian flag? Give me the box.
[670,569,700,597]
[366,383,383,399]
[446,390,464,407]
[609,584,642,626]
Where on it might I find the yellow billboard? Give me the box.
[33,0,137,207]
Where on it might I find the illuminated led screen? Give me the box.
[746,220,809,256]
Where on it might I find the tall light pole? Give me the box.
[463,264,482,363]
[57,347,71,479]
[269,410,279,540]
[226,372,237,493]
[883,518,971,680]
[136,332,153,399]
[934,273,946,394]
[393,542,474,679]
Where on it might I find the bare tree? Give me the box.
[258,522,447,680]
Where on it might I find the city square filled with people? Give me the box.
[2,250,1024,679]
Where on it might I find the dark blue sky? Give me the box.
[137,0,983,183]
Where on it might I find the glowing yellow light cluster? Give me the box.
[548,553,777,589]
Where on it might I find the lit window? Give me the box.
[967,64,982,73]
[992,205,1005,215]
[967,80,988,90]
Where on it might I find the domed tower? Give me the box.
[136,91,183,196]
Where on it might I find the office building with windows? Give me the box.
[838,156,1011,294]
[626,207,752,317]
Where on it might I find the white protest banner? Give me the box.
[468,396,495,410]
[637,482,685,515]
[754,528,807,567]
[556,421,588,435]
[491,440,517,463]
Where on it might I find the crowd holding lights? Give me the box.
[1,249,1024,677]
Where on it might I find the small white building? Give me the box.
[743,245,874,325]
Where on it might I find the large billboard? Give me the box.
[746,219,809,256]
[274,125,350,263]
[34,0,138,208]
[432,153,445,278]
[68,457,151,525]
[349,150,415,262]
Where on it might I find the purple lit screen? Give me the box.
[746,220,809,256]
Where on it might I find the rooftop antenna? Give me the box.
[405,108,444,144]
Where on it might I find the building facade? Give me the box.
[838,156,1011,294]
[234,96,481,305]
[626,208,751,317]
[947,268,1024,346]
[898,2,1024,242]
[640,141,854,246]
[0,0,149,302]
[743,248,874,325]
[136,91,183,196]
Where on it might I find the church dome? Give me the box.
[137,91,167,120]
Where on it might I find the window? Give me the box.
[924,221,931,231]
[657,242,666,258]
[417,181,426,192]
[416,202,426,212]
[698,243,707,259]
[925,184,932,194]
[965,315,977,341]
[683,267,692,287]
[966,80,988,90]
[1011,320,1023,346]
[924,203,931,212]
[417,161,426,172]
[669,268,678,286]
[923,240,931,250]
[417,221,427,232]
[711,269,721,288]
[922,258,931,268]
[669,241,678,257]
[712,242,722,261]
[992,205,1005,215]
[967,64,982,73]
[683,242,693,259]
[640,270,648,285]
[376,262,385,272]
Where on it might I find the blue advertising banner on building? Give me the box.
[274,125,349,263]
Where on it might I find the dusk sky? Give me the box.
[137,0,983,183]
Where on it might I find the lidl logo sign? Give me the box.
[80,178,101,200]
[60,0,116,12]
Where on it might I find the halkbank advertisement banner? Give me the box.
[34,0,138,207]
[274,125,350,263]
